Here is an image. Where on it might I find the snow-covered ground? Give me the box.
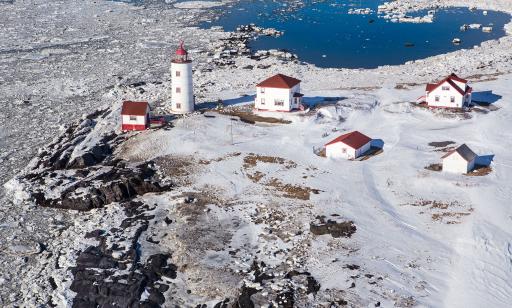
[1,0,512,306]
[114,75,512,306]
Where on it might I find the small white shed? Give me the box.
[442,144,477,174]
[325,131,372,160]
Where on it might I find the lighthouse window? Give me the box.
[176,103,181,109]
[176,71,181,77]
[176,87,181,93]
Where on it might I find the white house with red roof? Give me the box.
[325,131,372,159]
[423,73,472,108]
[121,101,149,131]
[255,74,303,112]
[442,144,477,174]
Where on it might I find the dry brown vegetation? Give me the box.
[217,109,291,125]
[154,155,196,185]
[433,146,456,153]
[246,171,265,183]
[339,86,381,91]
[243,153,297,169]
[466,72,502,83]
[424,163,442,172]
[267,178,321,201]
[198,152,241,165]
[428,141,455,148]
[410,103,473,120]
[395,83,420,90]
[408,200,473,224]
[466,166,493,177]
[242,153,319,200]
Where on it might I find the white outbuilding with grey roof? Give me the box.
[442,144,477,174]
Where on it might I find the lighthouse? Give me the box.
[170,42,194,114]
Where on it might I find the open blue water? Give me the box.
[200,0,511,68]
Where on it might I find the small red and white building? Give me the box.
[170,42,195,114]
[255,74,304,112]
[121,101,150,131]
[441,144,477,174]
[420,73,472,108]
[325,131,372,159]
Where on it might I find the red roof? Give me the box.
[425,73,470,95]
[121,101,149,116]
[176,42,187,56]
[325,131,372,149]
[257,74,301,89]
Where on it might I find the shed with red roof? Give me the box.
[325,131,372,159]
[121,101,150,131]
[423,73,472,108]
[255,74,303,112]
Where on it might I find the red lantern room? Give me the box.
[173,41,190,63]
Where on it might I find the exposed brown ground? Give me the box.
[242,153,319,200]
[407,200,473,224]
[266,178,321,201]
[243,153,297,169]
[428,141,455,148]
[216,109,292,125]
[198,152,242,165]
[466,165,493,177]
[424,163,442,172]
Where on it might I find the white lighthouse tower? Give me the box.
[170,42,194,114]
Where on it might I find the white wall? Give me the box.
[326,141,371,159]
[255,84,301,111]
[326,143,356,159]
[442,152,475,174]
[171,62,194,113]
[426,81,465,108]
[122,114,147,125]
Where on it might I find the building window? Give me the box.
[342,148,347,153]
[176,87,181,93]
[261,98,265,105]
[176,71,181,77]
[176,103,181,109]
[260,88,265,94]
[442,86,450,91]
[435,96,440,102]
[450,96,455,103]
[274,99,284,106]
[129,115,137,121]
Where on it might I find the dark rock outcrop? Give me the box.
[70,201,176,308]
[310,215,357,238]
[25,161,170,211]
